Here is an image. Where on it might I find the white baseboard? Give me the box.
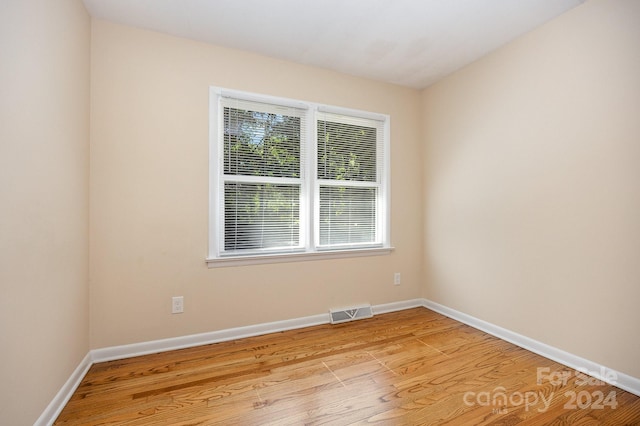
[91,298,426,363]
[39,297,640,424]
[91,312,330,363]
[372,298,424,315]
[34,352,92,426]
[422,298,640,397]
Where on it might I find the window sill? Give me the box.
[206,246,395,268]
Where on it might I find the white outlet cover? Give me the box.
[394,273,401,285]
[172,296,184,314]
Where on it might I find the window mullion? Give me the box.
[306,108,317,253]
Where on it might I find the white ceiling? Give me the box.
[82,0,585,89]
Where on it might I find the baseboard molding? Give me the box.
[34,352,92,426]
[39,297,640,424]
[372,298,424,315]
[422,298,640,397]
[91,299,426,363]
[91,312,330,363]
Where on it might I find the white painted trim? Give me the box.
[206,246,394,268]
[91,313,330,363]
[92,298,423,362]
[92,298,426,363]
[372,298,424,315]
[422,298,640,397]
[34,352,92,426]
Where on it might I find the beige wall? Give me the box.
[0,0,90,424]
[422,0,640,378]
[89,20,424,349]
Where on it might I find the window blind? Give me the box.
[220,97,306,254]
[316,112,383,248]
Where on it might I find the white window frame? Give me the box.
[207,87,392,267]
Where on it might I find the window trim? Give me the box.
[207,87,392,267]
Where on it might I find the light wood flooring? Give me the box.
[55,308,640,425]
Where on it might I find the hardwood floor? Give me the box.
[55,308,640,425]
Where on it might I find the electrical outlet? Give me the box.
[394,272,401,285]
[172,296,184,314]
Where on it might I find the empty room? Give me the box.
[1,0,639,424]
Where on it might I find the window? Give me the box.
[208,88,391,266]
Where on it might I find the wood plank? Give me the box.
[55,308,640,425]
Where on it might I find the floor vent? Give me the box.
[329,304,373,324]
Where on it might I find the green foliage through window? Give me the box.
[317,120,377,182]
[223,107,300,178]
